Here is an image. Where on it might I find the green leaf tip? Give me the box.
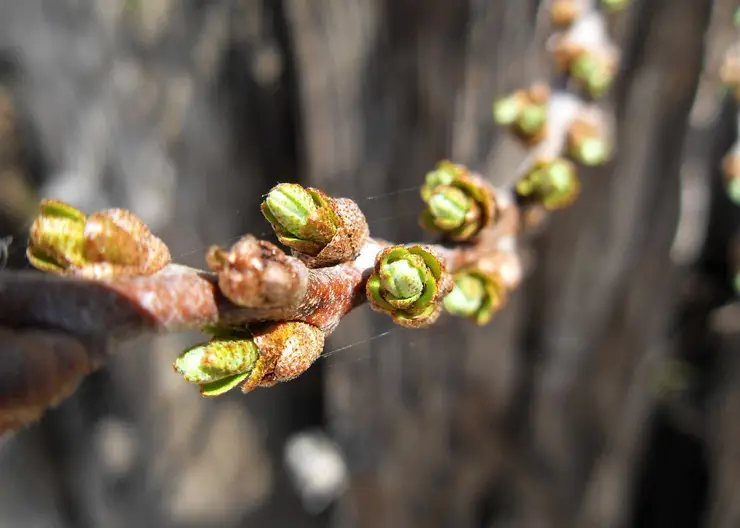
[174,334,260,386]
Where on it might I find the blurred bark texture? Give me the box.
[0,0,738,527]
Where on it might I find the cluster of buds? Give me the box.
[26,199,170,279]
[5,0,633,429]
[493,84,551,145]
[174,322,325,396]
[419,161,498,241]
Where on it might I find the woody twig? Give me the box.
[0,0,629,435]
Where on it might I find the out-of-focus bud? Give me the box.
[420,161,498,241]
[493,84,550,145]
[551,40,619,98]
[516,157,580,210]
[600,0,631,13]
[722,148,740,205]
[443,266,507,326]
[549,0,583,27]
[566,115,613,166]
[427,187,471,231]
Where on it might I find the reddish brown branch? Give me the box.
[0,0,626,436]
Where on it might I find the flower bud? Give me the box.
[516,158,580,210]
[380,257,425,304]
[421,161,466,201]
[566,117,612,166]
[444,274,486,318]
[262,184,368,267]
[419,161,497,241]
[264,183,319,235]
[492,95,524,126]
[549,0,582,27]
[518,104,548,136]
[27,199,170,278]
[427,186,471,230]
[443,267,507,326]
[174,321,326,396]
[175,330,259,386]
[27,200,87,272]
[367,245,453,328]
[570,52,617,98]
[493,85,550,145]
[262,183,338,256]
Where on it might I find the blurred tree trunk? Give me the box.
[0,1,737,527]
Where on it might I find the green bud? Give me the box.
[601,0,630,12]
[261,183,339,256]
[428,187,470,230]
[264,183,318,238]
[516,158,580,210]
[573,137,608,166]
[367,245,450,326]
[424,168,456,193]
[493,96,521,125]
[27,200,88,272]
[443,274,485,317]
[571,54,614,97]
[571,54,598,80]
[380,257,425,300]
[518,104,547,135]
[547,161,577,199]
[726,178,740,206]
[27,199,171,277]
[174,334,260,385]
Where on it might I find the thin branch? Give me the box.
[0,1,628,435]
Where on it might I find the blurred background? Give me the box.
[1,0,739,526]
